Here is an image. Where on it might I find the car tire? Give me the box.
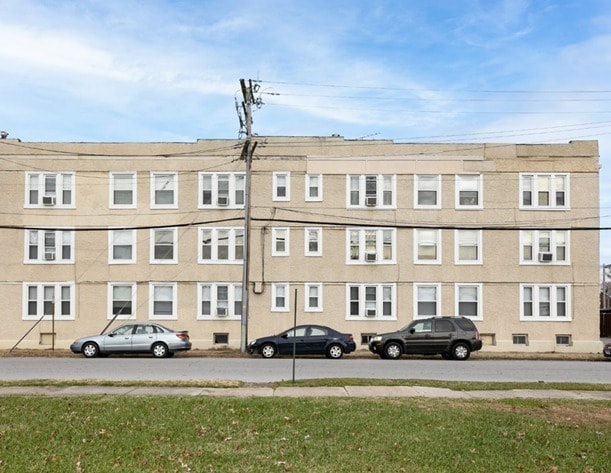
[82,342,99,358]
[384,342,402,360]
[152,343,169,358]
[326,344,344,359]
[260,343,277,358]
[452,343,471,361]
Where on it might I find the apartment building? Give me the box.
[0,136,601,353]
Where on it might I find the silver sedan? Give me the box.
[70,323,192,358]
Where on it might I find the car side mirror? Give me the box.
[108,333,115,337]
[281,334,288,339]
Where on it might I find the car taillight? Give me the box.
[176,332,189,341]
[475,330,480,339]
[349,335,354,341]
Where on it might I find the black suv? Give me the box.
[368,317,483,360]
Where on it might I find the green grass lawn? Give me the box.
[1,396,609,472]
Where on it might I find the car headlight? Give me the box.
[370,336,382,343]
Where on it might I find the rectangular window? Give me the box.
[109,229,136,264]
[150,283,177,319]
[520,174,569,209]
[272,283,289,312]
[272,228,290,256]
[415,175,440,209]
[520,284,571,321]
[25,172,75,207]
[455,284,482,320]
[198,283,242,319]
[415,229,441,264]
[151,172,177,207]
[346,175,395,208]
[305,174,323,201]
[520,230,569,264]
[556,334,572,346]
[513,334,529,345]
[346,228,395,264]
[25,229,74,264]
[273,172,290,201]
[455,229,482,264]
[455,175,482,208]
[304,227,322,256]
[108,283,136,320]
[199,173,245,208]
[199,227,244,263]
[305,283,323,312]
[110,172,136,208]
[414,284,440,318]
[151,228,177,263]
[23,283,75,320]
[346,284,396,319]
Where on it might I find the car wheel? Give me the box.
[82,342,99,358]
[152,343,169,358]
[326,344,344,359]
[384,342,402,360]
[441,352,453,360]
[260,343,277,358]
[452,343,471,361]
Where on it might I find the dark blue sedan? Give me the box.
[248,324,357,359]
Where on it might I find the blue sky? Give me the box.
[2,0,611,263]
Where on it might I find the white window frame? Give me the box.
[520,230,569,265]
[108,229,136,264]
[305,174,323,201]
[197,283,242,320]
[304,227,323,257]
[272,227,290,256]
[520,284,571,321]
[271,283,289,312]
[304,283,323,312]
[273,172,291,201]
[109,172,137,209]
[346,228,396,264]
[150,172,177,208]
[414,283,440,318]
[519,173,569,210]
[107,283,137,320]
[199,172,245,208]
[346,283,396,320]
[414,229,441,264]
[455,283,483,321]
[25,172,75,208]
[23,282,75,321]
[199,227,244,264]
[150,228,177,264]
[149,282,177,320]
[454,229,482,265]
[455,174,483,209]
[346,175,396,209]
[414,174,441,209]
[25,229,74,264]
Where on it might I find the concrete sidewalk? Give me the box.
[1,385,610,400]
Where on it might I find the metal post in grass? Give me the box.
[292,288,297,383]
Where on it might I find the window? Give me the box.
[214,333,229,344]
[108,283,136,320]
[151,172,177,208]
[23,282,74,320]
[199,227,244,263]
[150,283,177,319]
[304,228,322,256]
[512,334,528,345]
[520,230,569,264]
[346,175,395,208]
[414,229,441,264]
[455,174,482,209]
[347,284,396,319]
[455,229,482,264]
[414,284,440,318]
[151,228,177,263]
[415,175,440,209]
[199,173,245,208]
[110,172,136,208]
[521,284,571,321]
[520,174,568,209]
[198,283,242,319]
[272,228,290,256]
[272,283,289,311]
[556,334,572,346]
[25,172,74,207]
[109,229,136,264]
[304,283,323,312]
[347,228,395,264]
[455,284,482,320]
[273,172,290,201]
[305,174,323,201]
[25,229,73,263]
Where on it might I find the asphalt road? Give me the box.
[1,357,610,384]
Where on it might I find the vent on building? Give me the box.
[365,252,377,262]
[538,252,553,262]
[44,251,56,261]
[42,195,56,206]
[365,308,377,317]
[365,196,377,207]
[216,307,228,317]
[217,195,229,206]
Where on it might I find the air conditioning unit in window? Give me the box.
[538,252,553,262]
[216,307,228,317]
[365,252,377,262]
[42,195,56,206]
[217,195,229,206]
[365,308,377,317]
[44,251,56,261]
[365,196,377,207]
